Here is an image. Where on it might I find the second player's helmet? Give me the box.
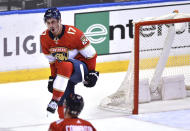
[44,7,61,22]
[66,94,84,116]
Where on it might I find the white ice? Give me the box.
[0,72,189,131]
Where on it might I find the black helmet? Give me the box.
[66,94,84,116]
[44,7,61,22]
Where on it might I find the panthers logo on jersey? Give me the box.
[50,47,69,62]
[80,35,88,45]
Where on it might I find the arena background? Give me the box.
[0,0,190,83]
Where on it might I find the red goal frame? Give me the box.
[133,17,190,114]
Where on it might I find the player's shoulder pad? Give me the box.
[65,25,82,35]
[55,119,64,125]
[65,25,79,30]
[40,29,48,36]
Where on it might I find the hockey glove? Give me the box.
[48,76,55,93]
[84,70,99,87]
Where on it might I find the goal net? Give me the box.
[99,11,190,114]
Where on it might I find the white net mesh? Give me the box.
[99,12,190,114]
[99,50,134,113]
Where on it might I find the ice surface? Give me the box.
[0,72,189,131]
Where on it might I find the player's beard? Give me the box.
[50,28,55,32]
[50,24,61,36]
[50,27,57,34]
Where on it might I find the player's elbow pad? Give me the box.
[79,45,96,59]
[45,54,56,63]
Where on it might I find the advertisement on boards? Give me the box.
[75,2,190,57]
[75,12,110,55]
[0,1,190,72]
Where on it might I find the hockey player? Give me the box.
[48,94,96,131]
[40,8,99,118]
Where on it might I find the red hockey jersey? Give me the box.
[40,25,97,76]
[49,118,96,131]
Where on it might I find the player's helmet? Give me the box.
[66,94,84,116]
[44,7,61,22]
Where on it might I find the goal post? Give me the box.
[99,11,190,114]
